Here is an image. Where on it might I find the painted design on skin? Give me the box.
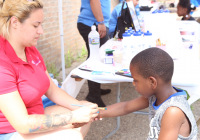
[28,112,72,133]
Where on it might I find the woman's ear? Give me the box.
[148,76,157,89]
[10,16,19,29]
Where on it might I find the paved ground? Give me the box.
[60,61,200,140]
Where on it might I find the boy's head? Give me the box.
[130,48,174,97]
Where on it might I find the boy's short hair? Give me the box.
[130,47,174,83]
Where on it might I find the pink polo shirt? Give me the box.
[0,36,50,134]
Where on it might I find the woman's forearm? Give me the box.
[21,112,73,134]
[45,71,80,110]
[20,104,97,134]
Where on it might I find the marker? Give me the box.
[71,104,107,110]
[97,107,107,110]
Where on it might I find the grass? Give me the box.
[77,46,87,60]
[46,62,59,78]
[46,46,87,82]
[65,50,75,68]
[65,46,87,68]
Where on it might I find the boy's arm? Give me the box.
[99,96,149,118]
[158,107,187,140]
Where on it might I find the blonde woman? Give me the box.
[0,0,98,139]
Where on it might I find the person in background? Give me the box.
[77,0,111,107]
[190,0,200,7]
[177,0,196,20]
[0,0,98,139]
[109,0,139,38]
[98,48,198,139]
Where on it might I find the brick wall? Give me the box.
[37,0,119,71]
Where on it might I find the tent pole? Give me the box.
[58,0,66,82]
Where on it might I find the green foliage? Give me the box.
[65,47,87,68]
[65,50,74,68]
[176,87,193,110]
[190,105,194,111]
[46,63,59,78]
[78,46,87,59]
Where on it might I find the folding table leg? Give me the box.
[103,83,121,140]
[197,118,200,126]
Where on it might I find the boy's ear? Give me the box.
[148,76,157,89]
[10,16,19,29]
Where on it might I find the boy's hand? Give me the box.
[94,110,103,121]
[72,122,88,128]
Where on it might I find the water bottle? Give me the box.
[88,25,100,61]
[143,30,154,48]
[122,32,132,69]
[132,31,142,54]
[122,32,131,50]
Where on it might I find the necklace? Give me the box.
[20,57,27,62]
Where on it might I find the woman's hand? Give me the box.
[79,100,93,106]
[71,104,98,123]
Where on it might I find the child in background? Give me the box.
[99,48,197,139]
[177,0,196,20]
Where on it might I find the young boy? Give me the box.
[99,48,198,139]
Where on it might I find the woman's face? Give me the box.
[177,4,187,16]
[18,8,44,47]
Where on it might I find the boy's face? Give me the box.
[130,65,154,98]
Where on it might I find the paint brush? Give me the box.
[71,104,107,110]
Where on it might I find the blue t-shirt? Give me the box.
[109,2,140,37]
[190,0,200,7]
[77,0,111,28]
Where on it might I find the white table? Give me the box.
[63,38,200,103]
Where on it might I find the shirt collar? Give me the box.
[153,87,186,110]
[0,36,27,64]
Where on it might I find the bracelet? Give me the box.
[97,21,104,25]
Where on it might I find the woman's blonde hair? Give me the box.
[0,0,43,39]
